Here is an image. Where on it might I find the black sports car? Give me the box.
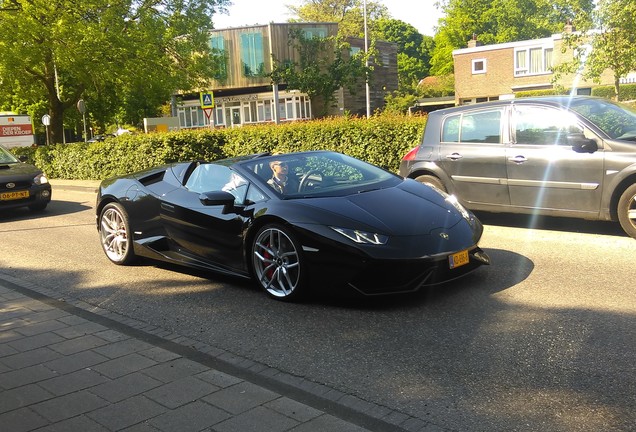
[0,145,52,212]
[96,151,490,300]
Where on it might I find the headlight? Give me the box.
[331,227,388,245]
[34,173,49,185]
[445,194,472,221]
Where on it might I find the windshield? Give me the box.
[0,146,20,164]
[569,98,636,141]
[240,151,400,197]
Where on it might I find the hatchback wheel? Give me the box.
[415,174,447,193]
[618,184,636,239]
[252,224,305,300]
[99,202,136,264]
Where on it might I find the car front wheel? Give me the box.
[99,202,136,265]
[617,183,636,239]
[251,224,305,301]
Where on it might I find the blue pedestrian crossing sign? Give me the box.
[200,91,214,108]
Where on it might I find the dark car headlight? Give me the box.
[34,173,49,185]
[330,227,388,245]
[445,194,472,221]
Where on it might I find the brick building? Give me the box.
[452,25,620,105]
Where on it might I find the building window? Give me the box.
[209,36,227,80]
[515,46,553,76]
[472,59,486,74]
[302,27,328,39]
[240,32,265,77]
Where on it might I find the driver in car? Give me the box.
[268,159,298,194]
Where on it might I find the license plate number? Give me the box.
[449,250,469,269]
[0,190,29,201]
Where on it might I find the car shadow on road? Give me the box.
[315,248,532,310]
[0,200,92,222]
[474,211,627,237]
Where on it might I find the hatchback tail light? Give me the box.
[402,146,421,161]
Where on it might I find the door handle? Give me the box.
[445,153,463,161]
[508,155,528,164]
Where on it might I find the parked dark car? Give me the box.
[96,151,490,301]
[399,96,636,239]
[0,145,51,212]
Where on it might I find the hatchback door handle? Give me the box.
[508,155,528,164]
[445,153,463,161]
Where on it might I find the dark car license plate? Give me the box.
[0,190,29,201]
[449,250,469,269]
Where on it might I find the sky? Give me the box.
[212,0,443,36]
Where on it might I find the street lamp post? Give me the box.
[363,0,370,118]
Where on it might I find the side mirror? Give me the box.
[199,191,236,213]
[18,155,28,162]
[568,133,598,153]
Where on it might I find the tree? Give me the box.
[374,18,434,92]
[557,0,636,100]
[0,0,229,143]
[269,29,367,116]
[430,0,594,75]
[287,0,389,38]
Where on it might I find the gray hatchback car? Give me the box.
[399,96,636,239]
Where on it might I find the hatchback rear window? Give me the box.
[442,109,503,143]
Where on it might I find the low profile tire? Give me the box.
[414,174,446,193]
[617,183,636,239]
[99,202,136,265]
[251,224,306,301]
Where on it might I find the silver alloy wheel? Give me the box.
[100,205,130,263]
[252,227,301,298]
[618,183,636,239]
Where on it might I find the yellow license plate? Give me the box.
[0,190,29,201]
[449,250,469,269]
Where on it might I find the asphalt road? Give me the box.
[1,188,635,432]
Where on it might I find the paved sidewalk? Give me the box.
[0,276,422,432]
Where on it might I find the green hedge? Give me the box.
[516,83,636,100]
[12,115,426,180]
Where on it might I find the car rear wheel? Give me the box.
[415,174,446,193]
[251,224,305,301]
[99,202,136,265]
[617,183,636,239]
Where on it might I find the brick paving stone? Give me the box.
[149,400,231,432]
[196,369,242,388]
[0,383,54,413]
[1,346,62,369]
[90,372,164,403]
[211,405,299,432]
[43,349,110,374]
[31,390,109,423]
[0,407,48,432]
[14,319,69,337]
[142,358,208,383]
[38,368,110,396]
[93,338,156,359]
[87,395,167,431]
[49,334,110,355]
[91,353,158,379]
[202,381,279,415]
[0,364,59,390]
[265,397,324,422]
[53,321,108,339]
[145,375,221,409]
[289,414,371,432]
[33,414,110,432]
[8,331,66,351]
[0,329,22,344]
[138,347,181,363]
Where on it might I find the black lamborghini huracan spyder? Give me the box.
[96,151,490,301]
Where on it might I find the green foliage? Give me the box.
[0,0,230,144]
[270,30,368,116]
[430,0,594,74]
[26,116,426,180]
[287,0,389,39]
